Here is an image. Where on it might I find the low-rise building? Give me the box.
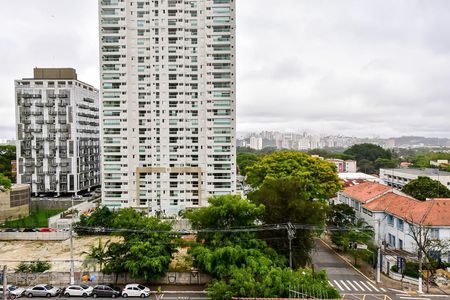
[338,182,450,261]
[380,168,450,190]
[0,184,31,223]
[327,159,357,173]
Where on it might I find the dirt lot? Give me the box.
[0,236,121,271]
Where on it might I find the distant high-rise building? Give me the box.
[249,136,262,150]
[15,68,100,195]
[99,0,237,214]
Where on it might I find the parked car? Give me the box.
[4,228,20,232]
[22,228,39,233]
[63,285,93,297]
[0,285,26,299]
[39,228,56,232]
[91,285,121,298]
[25,284,61,297]
[72,195,83,200]
[121,284,150,298]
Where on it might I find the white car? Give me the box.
[63,285,93,298]
[25,284,61,297]
[0,285,26,299]
[121,284,150,298]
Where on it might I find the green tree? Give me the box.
[77,207,178,281]
[0,145,16,181]
[246,151,342,199]
[0,173,12,190]
[185,195,339,300]
[249,177,331,266]
[184,194,265,247]
[328,203,355,228]
[344,143,392,173]
[236,153,259,176]
[374,158,398,169]
[402,176,450,200]
[82,239,110,272]
[344,143,391,162]
[245,151,342,266]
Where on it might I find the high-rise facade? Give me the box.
[99,0,236,214]
[15,68,101,195]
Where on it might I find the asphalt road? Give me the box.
[312,238,448,300]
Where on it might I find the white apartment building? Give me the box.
[15,68,100,195]
[380,168,450,190]
[99,0,236,214]
[249,136,262,150]
[338,182,450,262]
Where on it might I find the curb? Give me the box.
[152,291,207,294]
[318,238,376,284]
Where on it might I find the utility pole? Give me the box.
[376,247,381,283]
[418,249,423,294]
[287,222,295,269]
[2,265,7,300]
[69,197,75,284]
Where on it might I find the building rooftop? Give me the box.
[363,194,450,226]
[381,168,450,176]
[341,181,391,203]
[33,67,77,80]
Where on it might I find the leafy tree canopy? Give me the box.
[0,145,16,182]
[0,173,12,190]
[236,152,259,176]
[185,195,340,300]
[344,143,392,162]
[76,207,178,281]
[246,151,342,200]
[402,176,450,201]
[327,203,355,228]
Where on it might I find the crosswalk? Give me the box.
[329,279,387,293]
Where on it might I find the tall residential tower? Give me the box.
[99,0,236,214]
[15,68,100,196]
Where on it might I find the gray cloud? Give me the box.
[0,0,449,139]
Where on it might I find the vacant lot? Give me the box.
[0,235,121,272]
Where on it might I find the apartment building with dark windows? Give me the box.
[15,68,100,196]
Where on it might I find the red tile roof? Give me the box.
[341,181,391,203]
[422,199,450,226]
[363,193,450,226]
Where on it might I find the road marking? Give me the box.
[352,281,364,291]
[340,280,352,291]
[333,280,345,291]
[367,281,380,292]
[346,280,359,291]
[399,297,431,300]
[380,287,386,292]
[359,281,372,291]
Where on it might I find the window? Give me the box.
[387,214,394,226]
[397,219,404,231]
[430,228,439,239]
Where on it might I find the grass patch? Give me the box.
[1,209,64,228]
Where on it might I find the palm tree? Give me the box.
[82,239,110,273]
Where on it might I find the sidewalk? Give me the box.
[148,284,207,292]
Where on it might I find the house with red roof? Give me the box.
[338,182,450,262]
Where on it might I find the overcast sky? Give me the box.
[1,0,450,139]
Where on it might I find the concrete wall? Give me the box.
[31,198,88,210]
[0,204,29,223]
[0,231,69,241]
[0,186,30,223]
[7,271,211,286]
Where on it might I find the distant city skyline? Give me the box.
[1,0,450,139]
